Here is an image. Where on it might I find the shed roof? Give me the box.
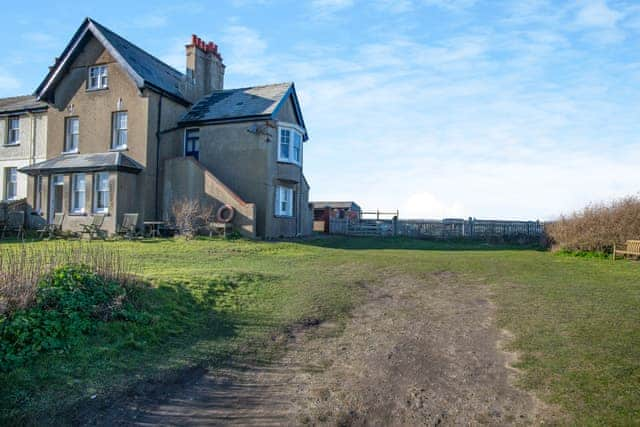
[19,152,144,175]
[0,95,47,115]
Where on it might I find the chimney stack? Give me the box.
[185,34,225,99]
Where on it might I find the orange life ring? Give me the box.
[216,204,235,223]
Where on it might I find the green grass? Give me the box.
[1,236,639,425]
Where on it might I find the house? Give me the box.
[0,96,47,203]
[18,17,312,238]
[311,201,361,232]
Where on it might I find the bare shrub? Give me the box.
[546,195,640,252]
[171,198,214,239]
[0,242,137,316]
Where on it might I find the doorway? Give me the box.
[49,174,64,223]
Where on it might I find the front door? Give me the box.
[49,174,64,223]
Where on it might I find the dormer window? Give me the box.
[88,65,108,90]
[278,126,303,166]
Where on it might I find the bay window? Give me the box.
[71,173,86,213]
[275,186,294,217]
[278,126,303,165]
[94,172,110,213]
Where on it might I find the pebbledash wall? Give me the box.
[0,111,47,203]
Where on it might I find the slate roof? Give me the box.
[19,152,144,175]
[0,95,47,115]
[90,20,186,101]
[36,18,189,104]
[179,83,307,135]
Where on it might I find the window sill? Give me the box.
[3,143,20,147]
[86,87,108,93]
[274,214,294,219]
[62,149,79,155]
[69,212,87,216]
[93,211,110,216]
[109,146,128,152]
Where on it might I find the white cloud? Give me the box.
[0,69,22,96]
[421,0,477,11]
[220,25,270,78]
[403,192,466,219]
[575,0,622,28]
[134,15,169,29]
[22,32,58,48]
[310,0,356,18]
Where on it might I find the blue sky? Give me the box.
[1,0,639,220]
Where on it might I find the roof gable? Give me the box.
[35,18,189,104]
[179,82,308,140]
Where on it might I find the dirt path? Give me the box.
[84,272,552,426]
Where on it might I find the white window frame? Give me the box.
[93,172,110,213]
[5,167,17,200]
[111,111,128,150]
[275,185,294,217]
[88,65,108,90]
[277,125,303,166]
[64,117,79,153]
[71,173,86,214]
[7,116,20,145]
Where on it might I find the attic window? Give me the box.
[88,65,108,90]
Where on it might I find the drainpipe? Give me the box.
[155,95,163,220]
[27,112,36,165]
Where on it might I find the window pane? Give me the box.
[66,118,79,151]
[293,132,302,163]
[280,129,290,159]
[72,174,85,212]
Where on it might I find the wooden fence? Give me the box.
[330,217,544,241]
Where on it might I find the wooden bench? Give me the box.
[613,240,640,261]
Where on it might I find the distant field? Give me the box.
[1,237,638,425]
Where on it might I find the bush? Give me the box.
[171,198,214,239]
[0,242,135,316]
[546,195,640,252]
[0,265,141,370]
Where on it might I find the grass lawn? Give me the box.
[1,237,639,425]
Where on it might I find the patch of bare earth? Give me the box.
[81,272,557,426]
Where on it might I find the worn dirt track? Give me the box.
[81,272,555,426]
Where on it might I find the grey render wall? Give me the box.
[163,156,257,238]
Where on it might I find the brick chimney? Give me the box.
[185,34,225,99]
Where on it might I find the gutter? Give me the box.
[178,114,273,128]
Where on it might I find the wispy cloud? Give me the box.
[574,0,622,28]
[0,68,22,96]
[310,0,356,18]
[22,32,59,49]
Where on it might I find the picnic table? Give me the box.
[143,221,164,238]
